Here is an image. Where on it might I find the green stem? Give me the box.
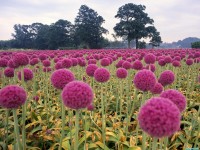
[194,106,200,148]
[20,69,26,150]
[13,109,22,150]
[84,111,88,149]
[142,132,147,150]
[59,102,65,150]
[75,110,80,150]
[163,137,168,150]
[141,92,147,150]
[152,137,158,150]
[101,84,106,148]
[5,109,9,148]
[119,80,123,117]
[22,103,26,150]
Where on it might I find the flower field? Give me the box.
[0,49,199,150]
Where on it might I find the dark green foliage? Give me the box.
[114,3,160,49]
[149,31,162,48]
[138,41,146,49]
[191,41,200,48]
[74,5,108,49]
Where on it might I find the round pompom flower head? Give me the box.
[94,68,110,83]
[51,69,75,89]
[13,53,29,66]
[0,85,27,109]
[158,70,175,86]
[42,60,51,67]
[122,61,132,70]
[172,60,181,67]
[116,68,128,79]
[144,53,156,64]
[100,58,110,66]
[160,89,186,112]
[133,69,156,92]
[0,58,8,67]
[132,60,143,70]
[18,68,34,81]
[186,59,193,66]
[4,67,15,78]
[150,82,163,94]
[86,64,98,77]
[61,81,93,109]
[138,97,181,138]
[62,58,72,68]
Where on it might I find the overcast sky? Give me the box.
[0,0,200,42]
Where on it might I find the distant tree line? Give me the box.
[0,3,162,50]
[191,41,200,48]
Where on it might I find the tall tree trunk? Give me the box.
[136,38,139,49]
[128,39,131,49]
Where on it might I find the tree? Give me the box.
[47,19,74,49]
[149,29,162,48]
[138,41,146,49]
[75,5,108,49]
[12,24,34,48]
[114,3,157,49]
[34,24,50,49]
[191,41,200,48]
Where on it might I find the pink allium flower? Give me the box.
[61,81,93,109]
[94,68,110,83]
[79,60,86,67]
[87,103,95,111]
[18,68,34,81]
[71,58,78,66]
[4,67,14,78]
[39,54,48,60]
[138,97,180,138]
[54,58,59,63]
[146,64,156,72]
[7,59,17,68]
[133,69,156,92]
[150,82,163,94]
[186,59,193,66]
[0,85,27,109]
[33,96,39,102]
[158,70,175,86]
[144,54,156,64]
[100,58,110,66]
[164,56,172,64]
[13,53,29,66]
[160,89,186,112]
[0,58,8,67]
[43,67,52,72]
[62,58,72,68]
[122,61,132,70]
[172,60,181,67]
[132,60,143,70]
[42,60,51,67]
[116,68,128,79]
[88,59,97,65]
[174,56,181,61]
[55,62,63,70]
[116,60,125,68]
[158,59,166,66]
[86,64,98,77]
[50,69,74,89]
[30,58,39,66]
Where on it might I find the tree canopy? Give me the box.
[191,41,200,48]
[74,5,108,49]
[114,3,161,49]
